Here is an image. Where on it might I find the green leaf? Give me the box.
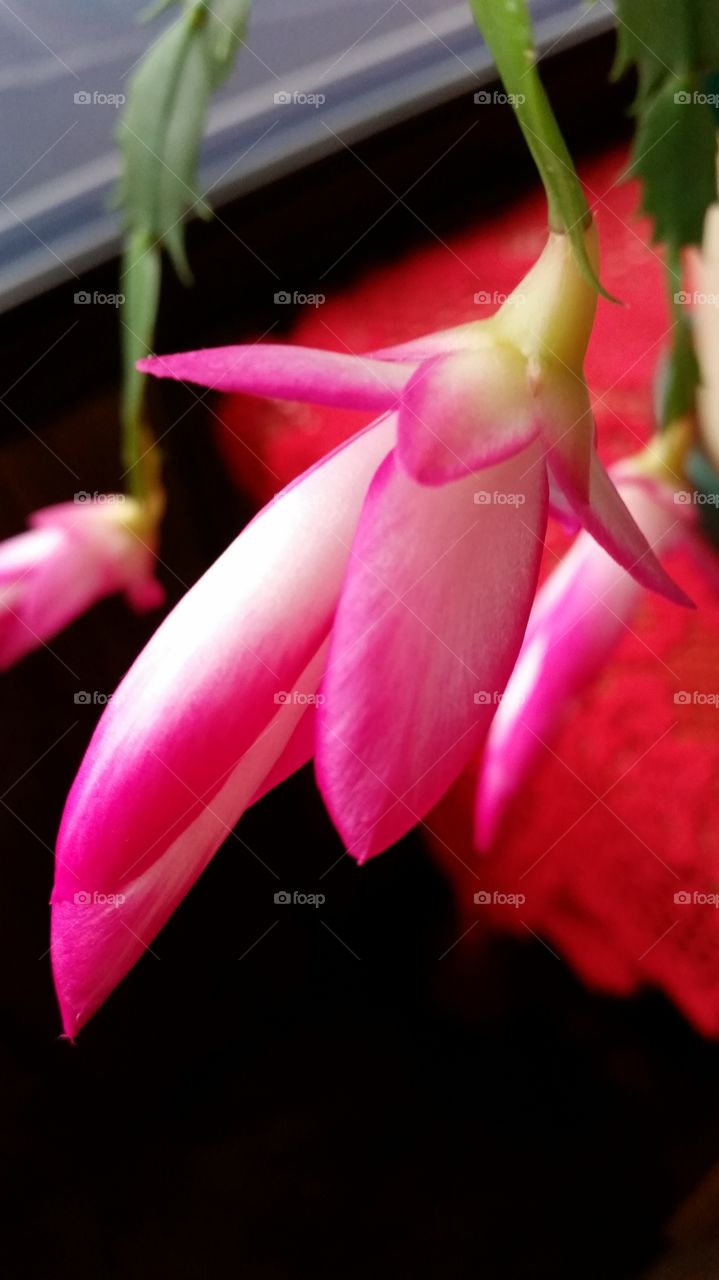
[205,0,251,85]
[614,0,719,89]
[613,0,719,431]
[468,0,609,298]
[117,0,251,279]
[630,74,718,248]
[614,0,719,249]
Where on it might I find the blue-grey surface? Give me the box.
[0,0,611,309]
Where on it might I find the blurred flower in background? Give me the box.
[0,497,163,669]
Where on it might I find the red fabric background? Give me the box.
[215,148,719,1036]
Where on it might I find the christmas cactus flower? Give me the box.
[0,498,163,670]
[51,226,690,1036]
[475,432,705,846]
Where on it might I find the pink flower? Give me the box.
[0,499,163,669]
[51,229,689,1035]
[475,452,702,847]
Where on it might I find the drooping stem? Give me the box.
[120,230,162,505]
[467,0,605,296]
[116,0,252,512]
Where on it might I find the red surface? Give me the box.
[215,149,719,1036]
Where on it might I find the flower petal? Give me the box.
[52,642,327,1038]
[532,377,690,603]
[534,373,594,502]
[52,417,395,1032]
[315,440,548,862]
[475,475,687,846]
[369,322,486,362]
[139,345,415,411]
[548,446,693,607]
[250,640,329,806]
[397,347,537,485]
[250,704,317,806]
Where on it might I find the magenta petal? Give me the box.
[535,377,594,501]
[369,323,481,362]
[397,348,537,485]
[52,643,326,1037]
[549,449,693,606]
[533,374,690,604]
[0,503,161,670]
[475,476,686,846]
[138,344,415,410]
[250,706,317,807]
[51,419,395,1034]
[54,416,394,896]
[315,440,549,863]
[0,526,62,583]
[249,638,329,806]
